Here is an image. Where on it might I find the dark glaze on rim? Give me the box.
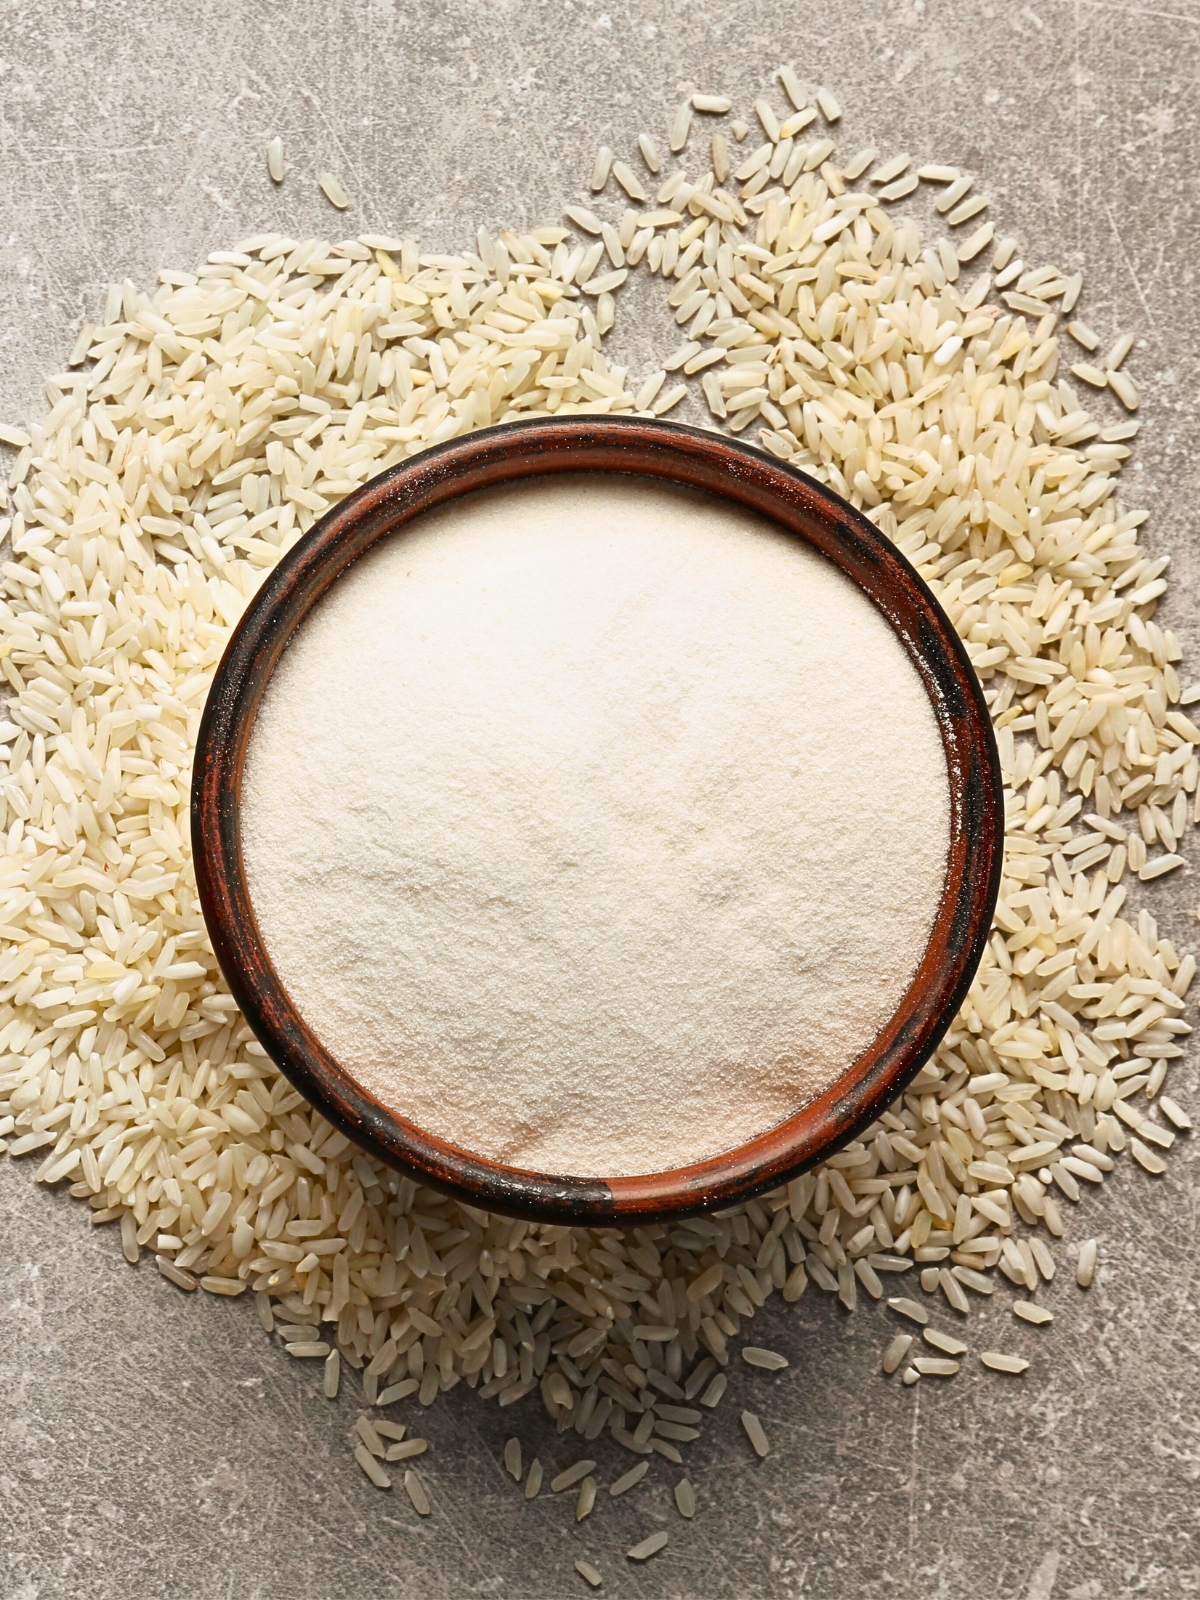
[192,415,1003,1226]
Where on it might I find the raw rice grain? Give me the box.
[981,1352,1029,1374]
[882,1334,913,1373]
[742,1348,788,1371]
[404,1470,431,1516]
[610,1461,649,1497]
[0,70,1189,1519]
[318,172,351,209]
[741,1412,770,1457]
[628,1531,669,1562]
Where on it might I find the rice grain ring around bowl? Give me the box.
[191,414,1003,1225]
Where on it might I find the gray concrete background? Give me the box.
[1,2,1199,1596]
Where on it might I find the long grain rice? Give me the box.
[627,1531,669,1561]
[882,1333,913,1373]
[1076,1240,1099,1287]
[741,1411,769,1457]
[741,1347,788,1370]
[0,74,1185,1537]
[980,1352,1029,1373]
[318,173,351,210]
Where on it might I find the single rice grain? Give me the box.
[1077,1241,1099,1288]
[318,172,351,209]
[627,1531,669,1562]
[404,1470,431,1516]
[981,1352,1029,1374]
[741,1411,770,1457]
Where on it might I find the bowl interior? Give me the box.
[191,415,1003,1225]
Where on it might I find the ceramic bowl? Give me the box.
[191,415,1002,1225]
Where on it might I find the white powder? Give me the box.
[241,476,950,1177]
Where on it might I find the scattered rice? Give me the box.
[0,75,1186,1551]
[1076,1239,1099,1287]
[843,147,877,181]
[901,1367,920,1386]
[871,152,911,185]
[669,102,691,153]
[590,147,613,192]
[356,1415,386,1456]
[355,1442,390,1489]
[637,133,661,173]
[576,1476,597,1520]
[1131,1136,1166,1173]
[609,1461,649,1497]
[699,1373,727,1408]
[1108,370,1140,410]
[948,195,990,227]
[1106,333,1135,371]
[1067,319,1101,349]
[980,1352,1029,1373]
[693,94,732,114]
[878,173,919,203]
[376,1377,417,1406]
[156,1254,196,1291]
[611,162,647,203]
[575,1559,603,1588]
[564,203,602,233]
[815,86,841,121]
[778,66,806,111]
[674,1477,696,1518]
[882,1333,913,1373]
[1139,1120,1175,1149]
[267,138,284,185]
[318,172,351,210]
[403,1469,431,1516]
[551,1460,596,1494]
[912,1357,960,1376]
[385,1438,428,1461]
[1013,1301,1053,1324]
[323,1348,341,1397]
[504,1438,522,1481]
[1159,1096,1191,1130]
[741,1347,788,1370]
[741,1411,770,1457]
[120,1210,139,1263]
[627,1531,670,1562]
[923,1327,968,1356]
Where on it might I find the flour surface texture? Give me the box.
[241,476,950,1176]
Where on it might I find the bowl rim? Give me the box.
[191,414,1003,1225]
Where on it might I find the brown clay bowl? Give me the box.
[191,415,1003,1226]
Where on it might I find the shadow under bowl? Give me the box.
[191,415,1003,1226]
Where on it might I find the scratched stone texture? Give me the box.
[1,1,1200,1597]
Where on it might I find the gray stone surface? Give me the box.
[1,2,1200,1596]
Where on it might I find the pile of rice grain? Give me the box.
[0,70,1192,1487]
